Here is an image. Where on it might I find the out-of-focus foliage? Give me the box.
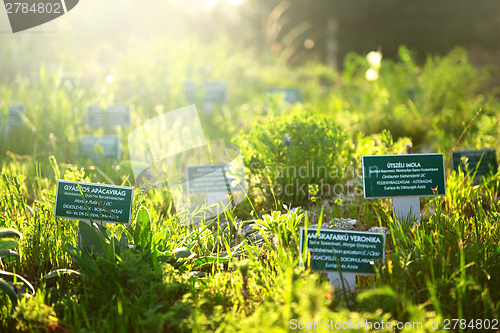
[2,42,499,192]
[237,109,349,206]
[252,0,500,64]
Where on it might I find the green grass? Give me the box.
[0,41,500,332]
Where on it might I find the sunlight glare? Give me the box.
[226,0,245,6]
[203,0,220,11]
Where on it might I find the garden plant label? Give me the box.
[362,153,446,198]
[55,180,134,224]
[186,164,242,194]
[86,104,131,128]
[1,104,25,126]
[184,81,228,103]
[452,149,498,179]
[299,228,385,275]
[266,87,303,103]
[80,135,121,161]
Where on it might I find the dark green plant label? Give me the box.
[184,82,227,103]
[452,149,498,177]
[86,104,131,128]
[362,154,446,198]
[186,164,242,193]
[80,135,121,161]
[299,228,385,274]
[55,180,134,224]
[266,87,303,103]
[1,104,25,126]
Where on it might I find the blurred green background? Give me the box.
[1,4,500,330]
[1,0,500,185]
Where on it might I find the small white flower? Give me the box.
[365,68,379,81]
[366,51,382,70]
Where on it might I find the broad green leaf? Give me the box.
[0,271,35,294]
[133,220,142,246]
[193,256,230,268]
[134,206,152,248]
[0,239,19,251]
[157,255,173,264]
[152,230,168,248]
[119,232,128,253]
[111,236,119,259]
[79,221,105,256]
[136,206,151,226]
[66,243,97,278]
[189,271,207,278]
[43,269,81,280]
[0,278,18,309]
[172,247,191,259]
[0,249,20,264]
[101,234,116,262]
[0,229,22,240]
[223,238,232,258]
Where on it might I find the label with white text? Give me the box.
[299,228,385,274]
[54,180,133,224]
[362,153,446,198]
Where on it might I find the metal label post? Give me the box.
[392,196,420,225]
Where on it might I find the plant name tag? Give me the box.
[362,153,446,198]
[299,228,385,275]
[86,104,131,128]
[80,135,121,161]
[452,149,498,178]
[1,104,25,126]
[55,180,134,224]
[184,81,228,103]
[186,164,242,194]
[266,87,303,103]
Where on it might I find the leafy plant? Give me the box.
[237,110,349,207]
[251,209,304,250]
[12,288,59,333]
[0,228,34,312]
[1,41,500,332]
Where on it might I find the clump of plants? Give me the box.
[236,109,350,207]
